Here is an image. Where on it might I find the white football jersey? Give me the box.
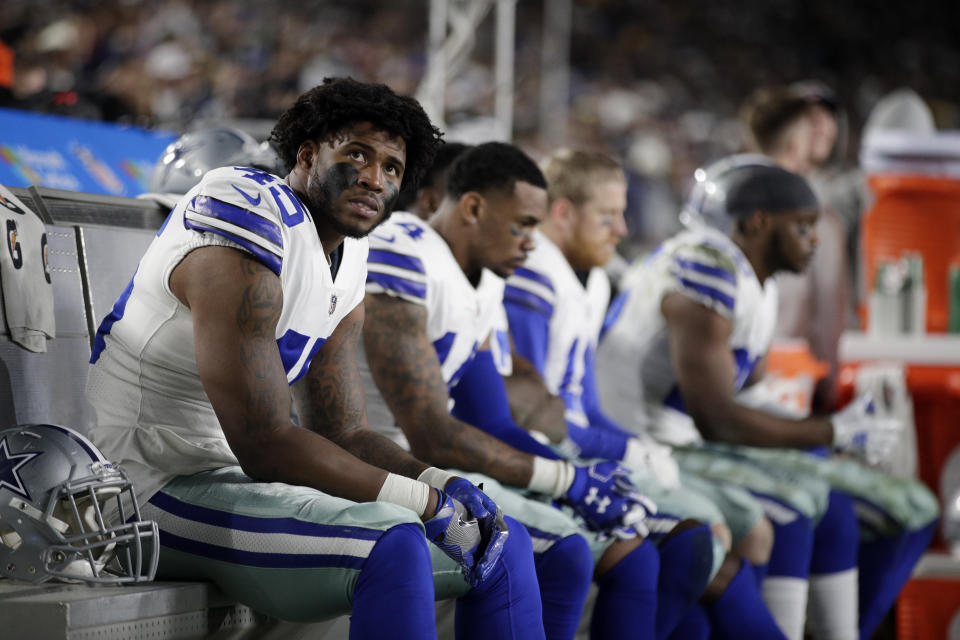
[363,213,504,441]
[504,230,610,426]
[86,166,368,506]
[596,227,778,445]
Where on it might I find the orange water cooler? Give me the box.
[853,130,960,639]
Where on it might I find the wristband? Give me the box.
[376,472,432,517]
[527,458,576,498]
[417,466,458,490]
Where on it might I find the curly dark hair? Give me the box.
[446,142,546,198]
[270,77,442,192]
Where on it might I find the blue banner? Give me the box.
[0,108,176,196]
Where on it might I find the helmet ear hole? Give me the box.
[0,525,22,551]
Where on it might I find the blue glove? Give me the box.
[444,478,509,586]
[423,490,484,586]
[564,420,630,461]
[565,461,657,539]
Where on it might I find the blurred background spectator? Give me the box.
[2,0,958,258]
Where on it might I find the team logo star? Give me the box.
[0,437,41,502]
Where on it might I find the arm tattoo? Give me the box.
[293,306,428,479]
[299,310,366,434]
[363,294,534,487]
[234,258,286,432]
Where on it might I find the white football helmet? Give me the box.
[0,424,159,584]
[679,153,777,233]
[148,126,285,194]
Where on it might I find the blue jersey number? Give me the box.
[238,168,306,227]
[398,222,424,240]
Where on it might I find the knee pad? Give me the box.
[535,532,593,586]
[533,533,593,640]
[658,522,714,599]
[353,523,435,638]
[592,541,659,640]
[599,538,659,593]
[468,516,541,599]
[499,516,535,566]
[361,522,432,585]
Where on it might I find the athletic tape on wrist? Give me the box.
[417,466,458,490]
[527,458,576,498]
[376,472,432,517]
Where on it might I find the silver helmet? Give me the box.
[148,126,285,194]
[0,424,158,584]
[679,153,777,233]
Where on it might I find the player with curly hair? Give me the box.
[86,77,547,639]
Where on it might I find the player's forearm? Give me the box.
[331,427,431,480]
[505,374,567,442]
[404,414,536,488]
[694,401,833,449]
[236,425,390,503]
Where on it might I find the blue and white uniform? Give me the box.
[505,231,758,549]
[504,230,610,428]
[597,226,939,638]
[365,213,603,640]
[85,168,473,623]
[504,230,781,638]
[364,214,585,548]
[88,167,366,506]
[597,227,831,519]
[366,212,506,391]
[598,227,778,446]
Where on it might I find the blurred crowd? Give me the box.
[2,0,958,254]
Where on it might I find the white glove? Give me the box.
[831,393,903,466]
[615,495,659,540]
[622,435,681,490]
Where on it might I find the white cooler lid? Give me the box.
[861,130,960,177]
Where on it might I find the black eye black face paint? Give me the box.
[381,181,400,216]
[309,160,400,238]
[321,162,359,204]
[308,161,359,237]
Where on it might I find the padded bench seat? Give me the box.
[0,580,351,639]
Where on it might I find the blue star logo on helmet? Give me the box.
[0,436,41,501]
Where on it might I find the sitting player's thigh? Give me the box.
[733,447,939,537]
[628,467,725,532]
[677,471,765,547]
[629,468,729,579]
[672,444,829,522]
[142,466,449,620]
